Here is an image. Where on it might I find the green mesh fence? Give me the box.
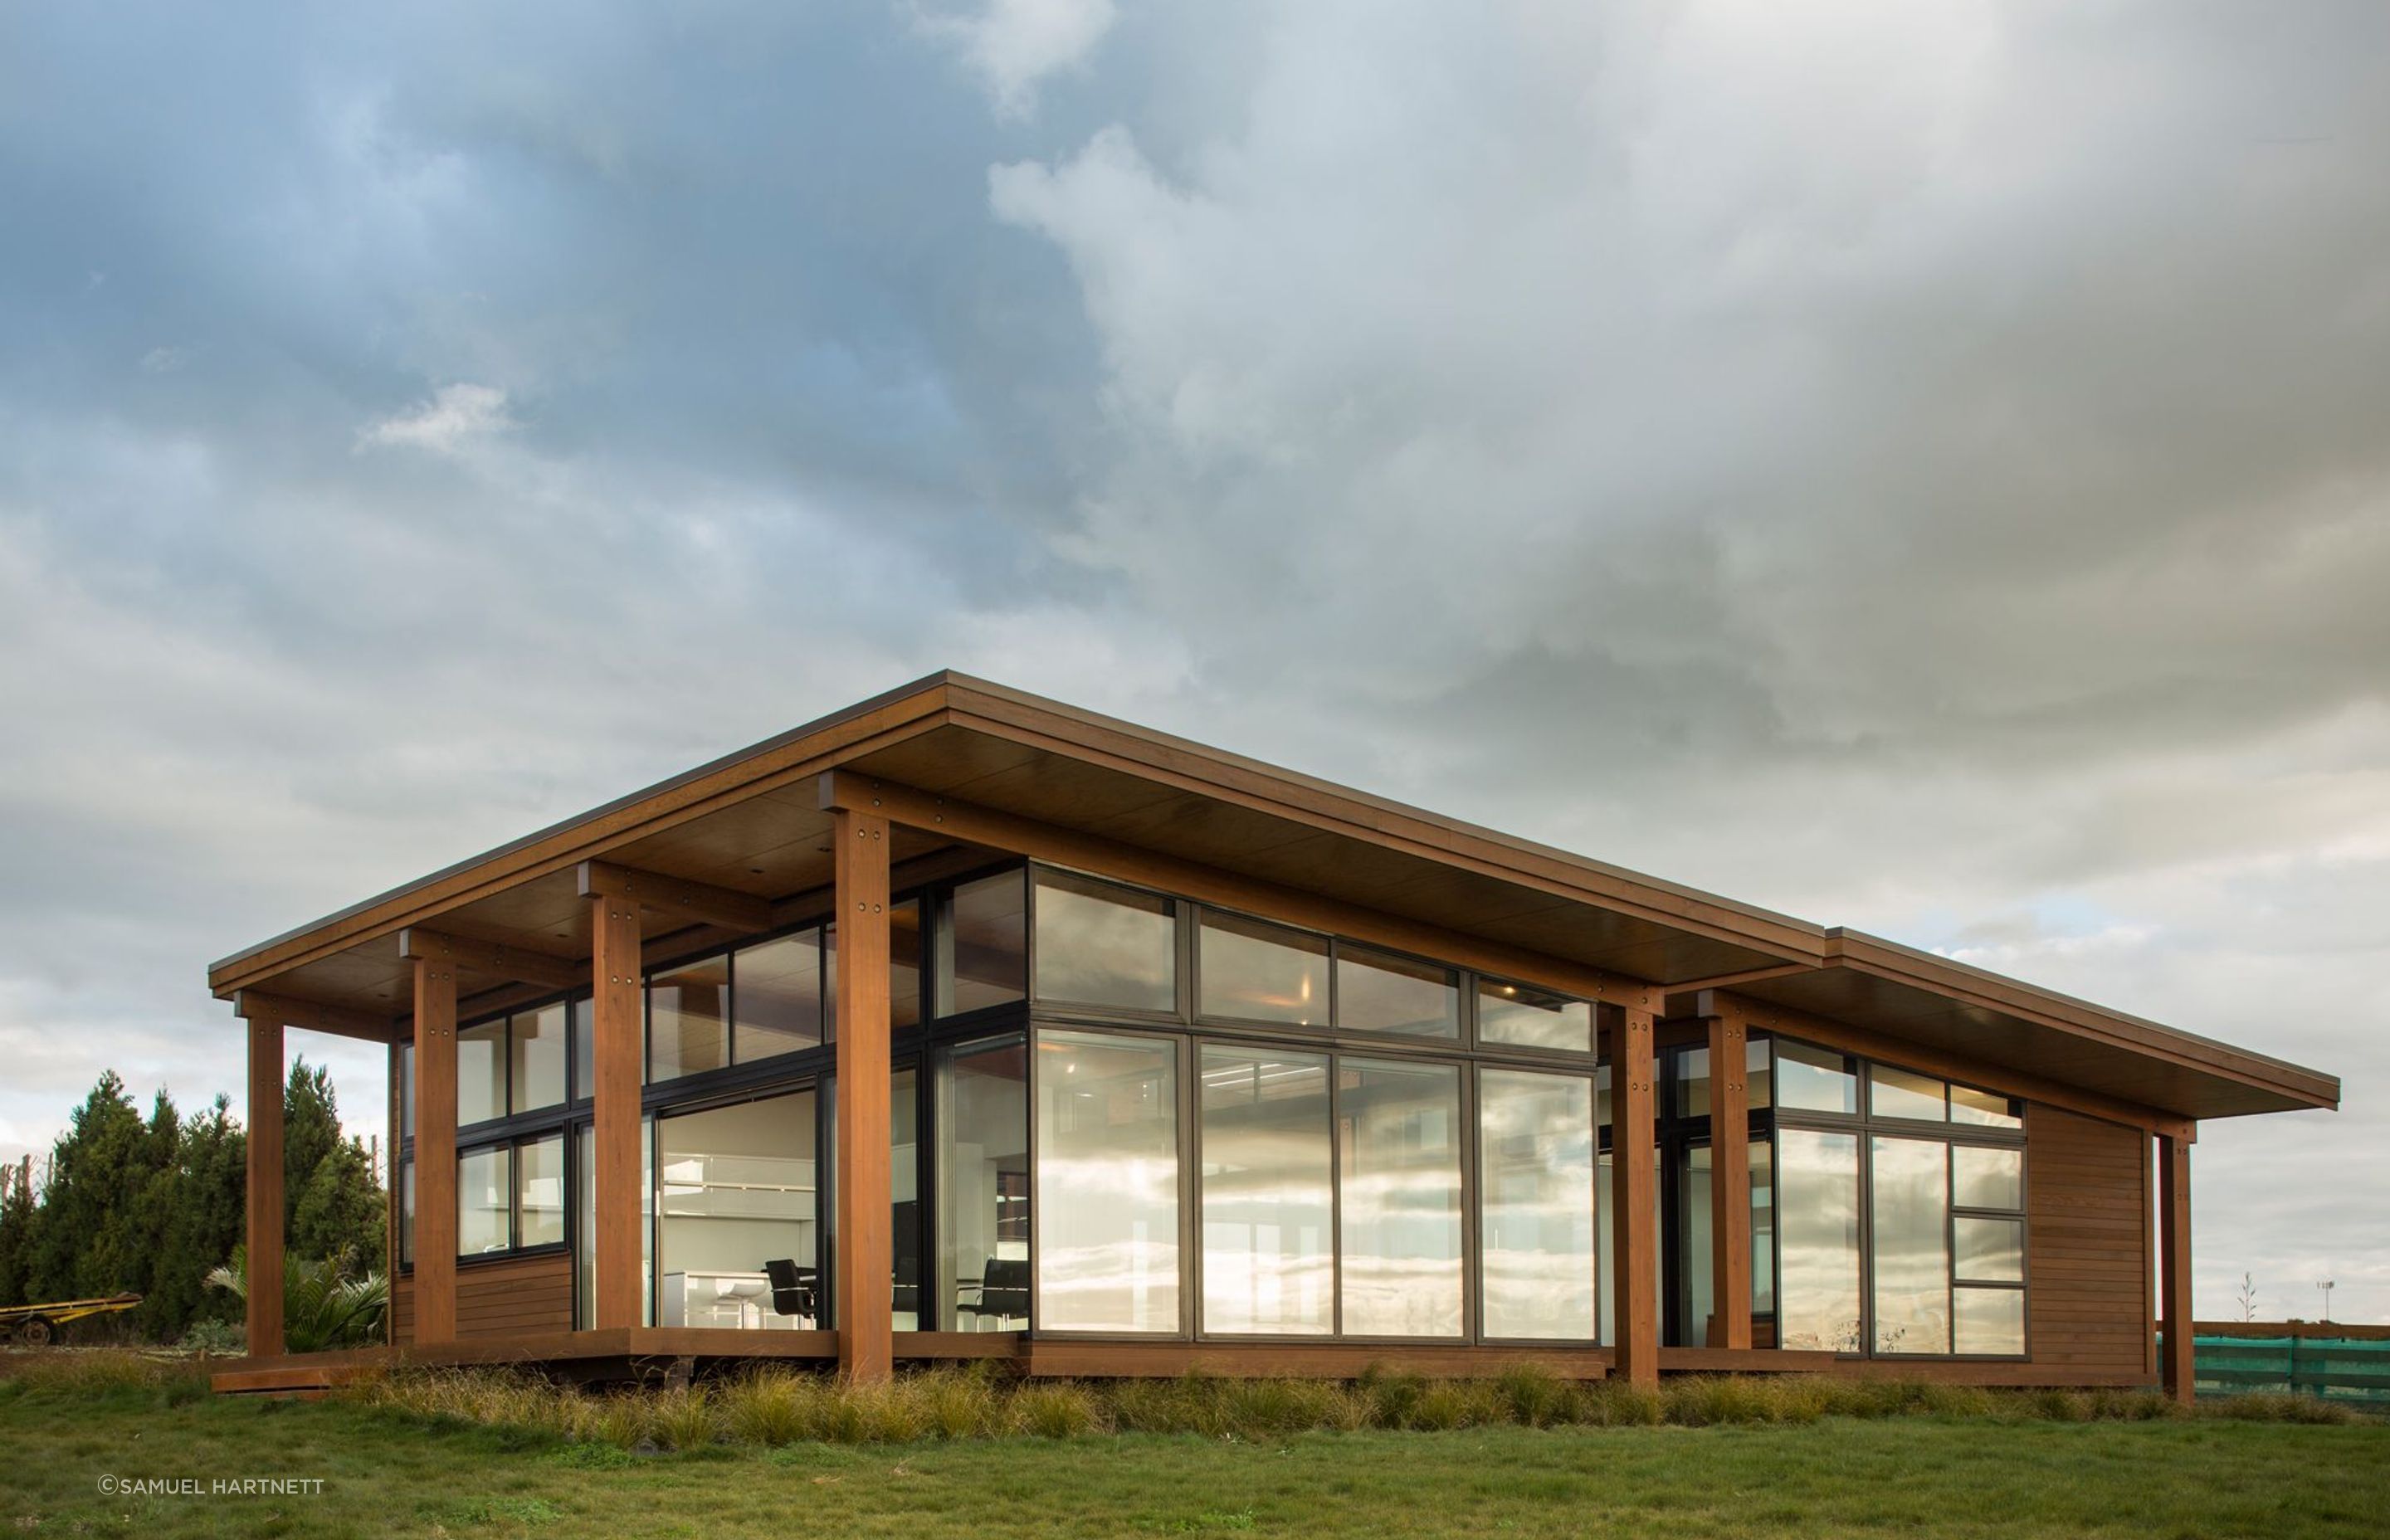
[2188,1334,2390,1403]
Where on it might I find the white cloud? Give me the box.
[915,0,1115,119]
[358,382,516,456]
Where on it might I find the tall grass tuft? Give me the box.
[1012,1381,1105,1438]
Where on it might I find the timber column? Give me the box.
[1706,1009,1753,1350]
[412,954,459,1343]
[1612,1005,1659,1387]
[2158,1131,2195,1404]
[833,805,894,1381]
[241,1005,285,1357]
[588,875,645,1329]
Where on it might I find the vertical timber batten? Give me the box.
[243,1011,285,1358]
[590,885,644,1330]
[2158,1131,2195,1404]
[1706,1012,1753,1351]
[833,808,895,1381]
[1612,1006,1659,1386]
[412,957,459,1343]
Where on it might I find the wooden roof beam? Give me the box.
[398,927,584,992]
[232,989,399,1042]
[578,859,772,935]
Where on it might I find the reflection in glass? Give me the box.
[1032,870,1178,1011]
[1870,1065,1948,1123]
[735,930,823,1062]
[1337,946,1458,1037]
[1680,1143,1714,1346]
[1777,1129,1861,1352]
[1747,1035,1773,1110]
[650,957,729,1081]
[656,1092,817,1329]
[511,1004,568,1114]
[1477,980,1592,1052]
[1950,1084,2022,1129]
[893,1068,921,1329]
[518,1133,565,1247]
[570,1001,591,1102]
[1750,1138,1776,1314]
[458,1146,511,1255]
[1952,1144,2023,1210]
[458,1021,506,1125]
[1199,913,1328,1026]
[1775,1040,1857,1115]
[1201,1046,1333,1335]
[1955,1285,2026,1354]
[401,1044,417,1135]
[938,1037,1028,1332]
[1480,1069,1595,1340]
[940,870,1027,1016]
[890,899,923,1031]
[1871,1136,1950,1353]
[400,1157,415,1269]
[1036,1030,1179,1333]
[1953,1216,2023,1283]
[1675,1046,1711,1118]
[574,1127,590,1325]
[1339,1058,1463,1338]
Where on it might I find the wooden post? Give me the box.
[1706,1012,1753,1351]
[244,1011,285,1358]
[412,955,459,1343]
[1612,1006,1659,1387]
[2158,1131,2194,1404]
[834,807,894,1382]
[590,885,645,1330]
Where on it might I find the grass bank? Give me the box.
[2,1354,2385,1538]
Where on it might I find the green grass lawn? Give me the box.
[4,1381,2387,1540]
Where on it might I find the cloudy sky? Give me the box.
[2,1,2384,1322]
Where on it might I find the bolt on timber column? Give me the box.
[1612,1006,1660,1387]
[2158,1131,2195,1405]
[834,808,894,1382]
[412,956,459,1343]
[589,885,644,1331]
[242,1009,285,1357]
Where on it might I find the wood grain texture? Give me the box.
[1706,1013,1753,1351]
[410,958,459,1343]
[590,890,643,1331]
[244,1016,285,1357]
[2024,1104,2154,1383]
[392,1254,573,1343]
[832,807,894,1382]
[1612,1007,1659,1386]
[2158,1132,2193,1402]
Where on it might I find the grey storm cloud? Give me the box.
[1,0,2384,1318]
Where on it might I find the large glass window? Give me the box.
[510,1005,568,1114]
[893,1068,922,1330]
[1200,1045,1334,1336]
[890,899,924,1031]
[1870,1136,1950,1354]
[656,1091,818,1329]
[399,1157,415,1268]
[1776,1128,1861,1352]
[1036,1030,1180,1333]
[1750,1138,1776,1315]
[517,1133,566,1248]
[1032,870,1178,1012]
[1199,913,1329,1026]
[650,957,730,1081]
[938,1036,1029,1332]
[1870,1066,1949,1123]
[458,1146,512,1255]
[1338,1058,1463,1338]
[1776,1040,1857,1115]
[735,930,824,1062]
[400,1043,417,1134]
[570,1001,593,1103]
[1953,1144,2023,1209]
[1479,1068,1595,1341]
[1476,979,1593,1053]
[940,870,1027,1016]
[1337,946,1458,1038]
[457,1021,506,1125]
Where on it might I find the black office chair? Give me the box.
[958,1257,1030,1328]
[762,1258,817,1325]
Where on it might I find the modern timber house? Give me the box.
[207,673,2337,1398]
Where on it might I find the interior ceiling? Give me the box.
[228,696,2335,1122]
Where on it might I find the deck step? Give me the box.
[209,1362,374,1397]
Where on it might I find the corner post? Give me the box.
[243,1009,285,1357]
[833,806,894,1381]
[2158,1130,2194,1405]
[1706,1011,1753,1351]
[1612,1005,1659,1387]
[588,877,645,1330]
[412,956,459,1343]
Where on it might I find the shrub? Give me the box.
[1012,1382,1104,1438]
